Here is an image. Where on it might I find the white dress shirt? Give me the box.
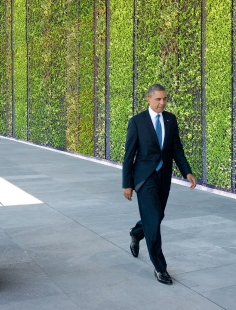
[148,107,165,148]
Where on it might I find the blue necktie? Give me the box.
[155,114,163,171]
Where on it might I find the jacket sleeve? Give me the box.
[172,116,192,178]
[122,118,138,188]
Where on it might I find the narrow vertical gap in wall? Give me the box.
[76,1,80,152]
[232,0,236,193]
[105,0,110,160]
[176,0,180,91]
[94,0,98,157]
[65,0,69,149]
[26,0,30,141]
[11,0,15,137]
[76,0,79,152]
[132,0,138,115]
[5,0,9,136]
[201,0,207,185]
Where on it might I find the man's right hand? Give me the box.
[123,188,133,201]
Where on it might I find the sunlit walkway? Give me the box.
[0,136,235,310]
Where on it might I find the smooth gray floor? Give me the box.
[0,137,236,310]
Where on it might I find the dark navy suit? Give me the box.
[123,109,192,271]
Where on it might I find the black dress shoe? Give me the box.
[130,229,139,258]
[154,270,173,285]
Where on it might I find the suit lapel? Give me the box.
[162,111,170,150]
[144,110,160,149]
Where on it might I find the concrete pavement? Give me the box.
[0,136,236,310]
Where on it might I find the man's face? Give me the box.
[146,90,167,113]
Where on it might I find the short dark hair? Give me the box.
[147,84,166,97]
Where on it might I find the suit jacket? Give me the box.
[122,110,192,192]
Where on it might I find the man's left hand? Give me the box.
[186,174,196,190]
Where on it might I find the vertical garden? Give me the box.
[0,0,235,193]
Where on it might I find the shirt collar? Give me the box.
[148,107,162,119]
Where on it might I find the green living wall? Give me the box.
[5,0,12,135]
[27,0,45,144]
[65,0,79,152]
[94,0,106,158]
[77,0,94,155]
[28,0,67,148]
[205,0,232,189]
[14,0,27,139]
[136,0,202,180]
[0,0,235,193]
[109,0,134,161]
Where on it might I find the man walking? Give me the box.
[122,84,196,285]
